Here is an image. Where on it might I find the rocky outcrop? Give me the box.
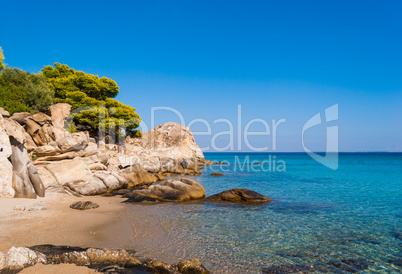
[205,188,272,204]
[2,117,45,198]
[0,245,209,274]
[123,122,211,175]
[123,178,206,202]
[1,104,212,198]
[0,114,14,197]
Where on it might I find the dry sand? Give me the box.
[0,192,131,253]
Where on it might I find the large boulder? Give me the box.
[44,158,107,195]
[125,122,205,163]
[49,103,71,129]
[0,114,14,197]
[205,188,272,204]
[123,178,205,202]
[3,118,45,198]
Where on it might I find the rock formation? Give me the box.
[0,115,45,198]
[0,102,213,198]
[123,122,214,175]
[0,114,14,197]
[123,178,206,202]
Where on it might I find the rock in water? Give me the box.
[70,201,100,210]
[177,259,209,274]
[205,188,272,204]
[124,178,206,202]
[210,172,224,176]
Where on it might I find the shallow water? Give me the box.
[128,153,402,273]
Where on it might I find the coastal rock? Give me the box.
[54,129,89,153]
[30,113,52,126]
[49,103,71,129]
[27,163,46,197]
[3,118,26,144]
[124,178,205,202]
[205,188,272,204]
[210,172,224,176]
[120,164,155,188]
[32,144,61,157]
[0,107,10,118]
[66,178,107,196]
[93,172,127,190]
[44,158,94,186]
[4,118,45,198]
[70,201,99,210]
[4,247,46,269]
[177,259,209,274]
[44,158,108,195]
[36,166,58,189]
[125,122,205,168]
[10,112,30,125]
[0,114,14,197]
[88,163,107,171]
[24,245,209,273]
[23,131,37,152]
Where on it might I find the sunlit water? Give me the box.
[127,153,402,273]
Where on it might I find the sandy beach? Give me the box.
[0,193,130,253]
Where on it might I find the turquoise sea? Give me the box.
[130,153,402,273]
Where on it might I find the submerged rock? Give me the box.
[210,172,224,176]
[177,258,209,274]
[70,201,99,210]
[205,188,272,204]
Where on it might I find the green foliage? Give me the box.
[0,67,54,114]
[42,63,119,100]
[66,121,76,133]
[0,47,5,71]
[42,63,141,139]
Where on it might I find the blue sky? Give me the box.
[1,0,401,152]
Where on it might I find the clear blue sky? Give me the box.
[1,0,401,152]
